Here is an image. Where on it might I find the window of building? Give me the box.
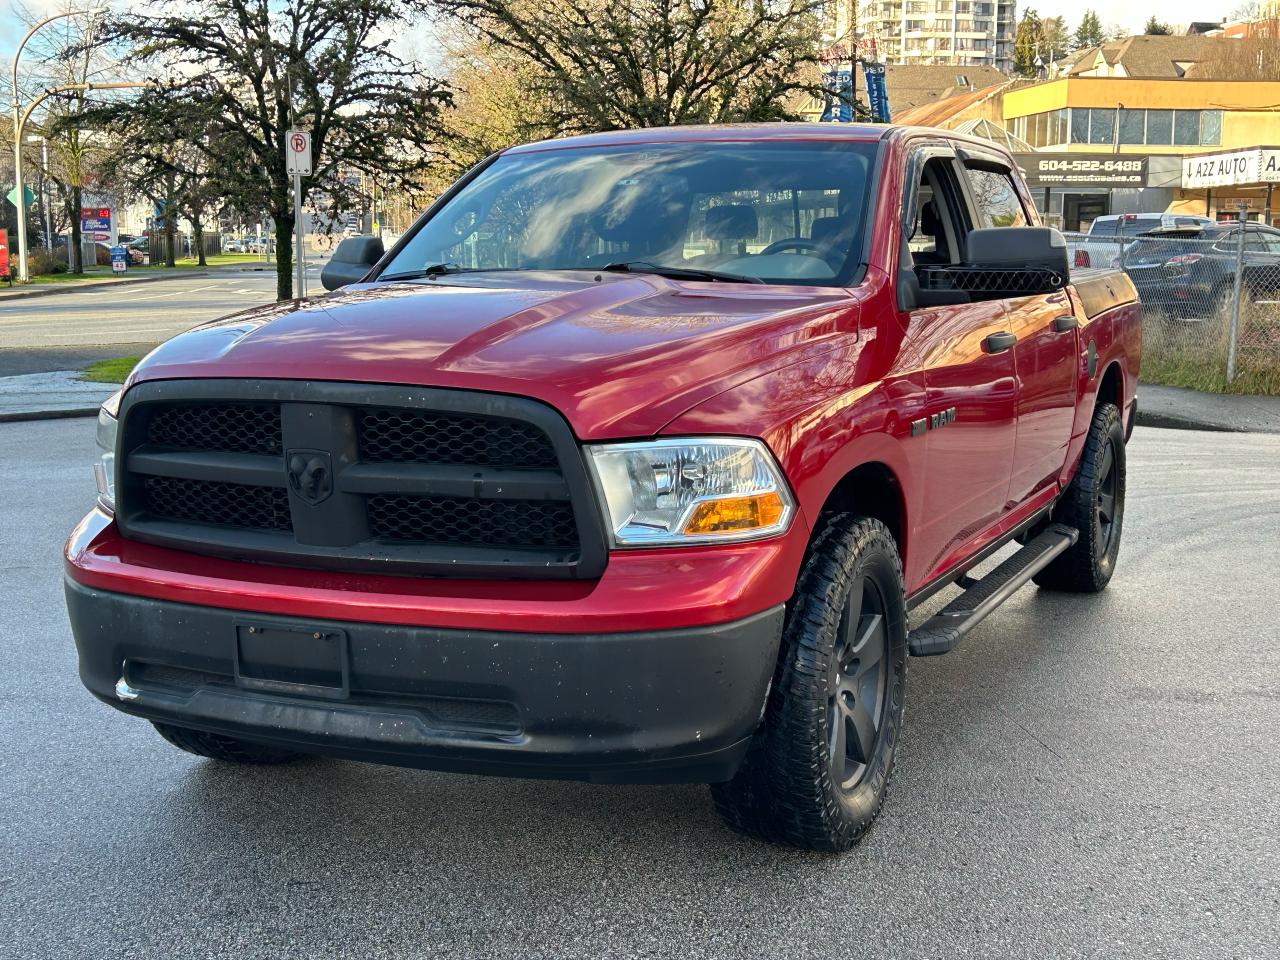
[1089,108,1115,145]
[1145,110,1173,145]
[1200,110,1223,146]
[906,19,926,30]
[965,166,1029,228]
[1118,109,1144,144]
[1070,108,1090,144]
[1173,110,1200,146]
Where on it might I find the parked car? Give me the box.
[66,124,1141,851]
[125,236,149,264]
[223,238,245,253]
[1123,222,1280,321]
[1068,213,1213,270]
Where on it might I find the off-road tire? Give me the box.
[152,722,303,764]
[1034,401,1126,593]
[711,515,907,851]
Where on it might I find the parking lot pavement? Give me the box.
[2,420,1277,960]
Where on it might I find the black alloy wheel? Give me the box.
[828,576,889,792]
[1095,432,1119,561]
[1034,401,1126,593]
[711,514,907,851]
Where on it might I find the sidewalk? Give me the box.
[3,370,1278,430]
[0,262,277,302]
[0,371,116,422]
[1136,384,1280,434]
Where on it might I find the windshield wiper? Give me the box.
[599,261,764,284]
[379,262,469,281]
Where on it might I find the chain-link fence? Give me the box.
[1064,226,1280,393]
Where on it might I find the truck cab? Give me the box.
[65,124,1141,851]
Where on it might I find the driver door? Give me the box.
[897,147,1018,587]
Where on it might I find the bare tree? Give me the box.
[430,0,834,133]
[1192,20,1280,78]
[92,0,451,299]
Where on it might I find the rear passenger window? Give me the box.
[965,167,1028,228]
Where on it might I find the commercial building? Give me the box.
[861,0,1017,73]
[1002,76,1280,228]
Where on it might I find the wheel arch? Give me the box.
[813,460,908,571]
[1097,360,1124,413]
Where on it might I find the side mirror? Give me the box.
[907,227,1069,307]
[967,227,1070,284]
[321,235,385,291]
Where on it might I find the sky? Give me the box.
[0,0,1259,61]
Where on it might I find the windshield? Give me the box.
[381,140,879,286]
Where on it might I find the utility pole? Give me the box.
[849,0,858,119]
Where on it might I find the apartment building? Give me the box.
[861,0,1017,73]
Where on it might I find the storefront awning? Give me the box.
[1182,147,1280,189]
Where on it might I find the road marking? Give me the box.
[106,283,228,304]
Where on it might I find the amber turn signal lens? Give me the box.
[683,492,787,536]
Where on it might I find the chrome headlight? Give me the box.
[586,438,794,547]
[93,390,122,513]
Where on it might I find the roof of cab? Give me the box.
[503,122,893,154]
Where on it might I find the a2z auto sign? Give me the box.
[1017,154,1149,188]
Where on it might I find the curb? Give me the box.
[0,271,213,301]
[1133,409,1236,433]
[0,407,100,424]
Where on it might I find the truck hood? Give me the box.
[128,272,858,438]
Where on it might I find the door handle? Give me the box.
[1053,314,1079,332]
[984,331,1017,353]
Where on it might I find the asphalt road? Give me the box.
[2,421,1278,959]
[0,263,325,375]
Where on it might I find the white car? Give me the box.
[1068,214,1213,270]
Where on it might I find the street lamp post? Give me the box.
[11,10,92,283]
[12,80,154,278]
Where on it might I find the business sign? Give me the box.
[862,62,891,123]
[286,129,312,176]
[0,229,9,278]
[81,206,111,232]
[110,244,128,274]
[1017,154,1149,188]
[1182,148,1280,189]
[820,71,854,123]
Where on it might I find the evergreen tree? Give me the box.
[1014,9,1046,78]
[1074,10,1105,49]
[1144,16,1172,35]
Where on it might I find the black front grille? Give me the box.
[143,476,293,532]
[359,409,557,468]
[368,495,578,548]
[148,402,282,454]
[116,382,606,579]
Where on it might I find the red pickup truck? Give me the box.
[65,124,1140,851]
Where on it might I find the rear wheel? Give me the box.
[1034,401,1126,593]
[152,722,303,764]
[711,515,907,851]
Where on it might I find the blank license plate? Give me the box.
[234,622,349,699]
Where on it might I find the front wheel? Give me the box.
[711,515,907,851]
[1034,401,1126,593]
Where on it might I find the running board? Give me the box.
[908,523,1079,657]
